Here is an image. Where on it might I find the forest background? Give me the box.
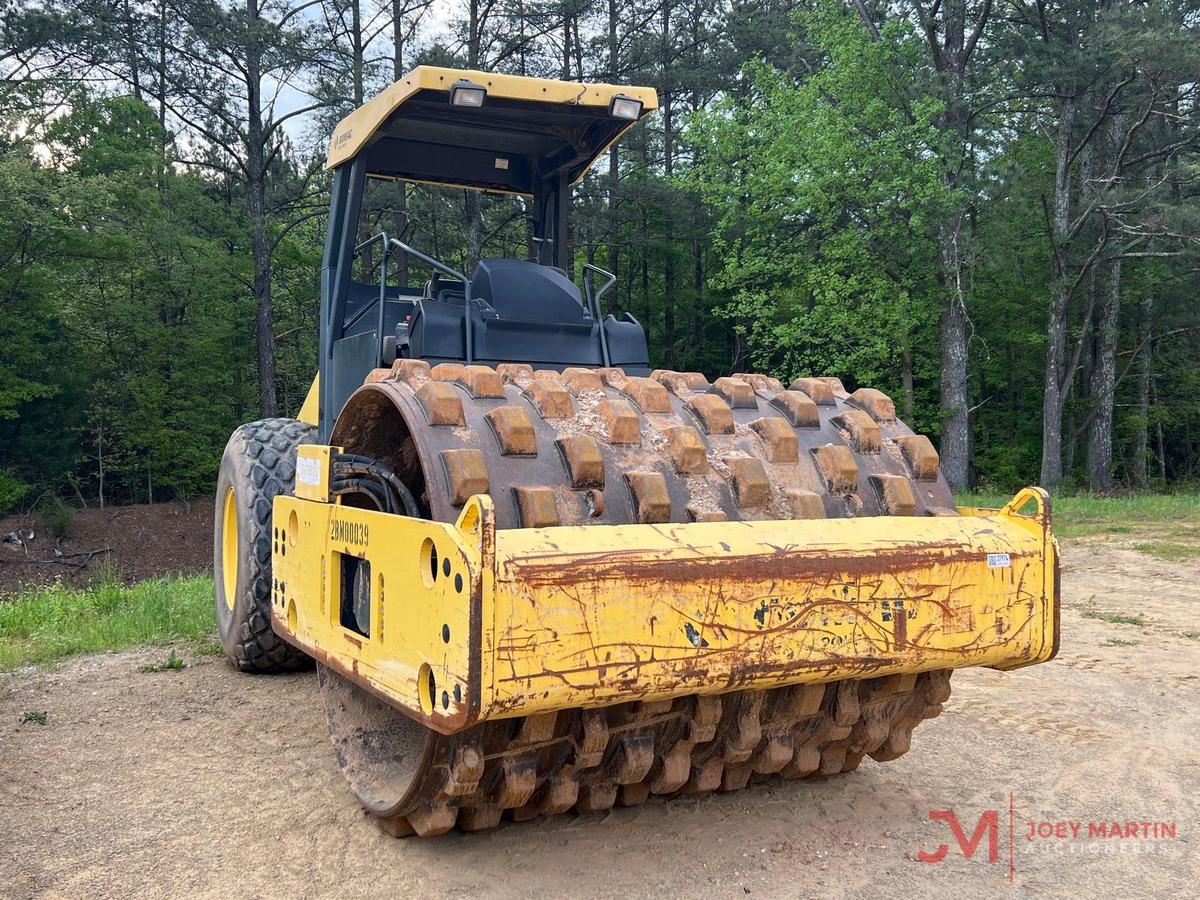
[1,0,1197,511]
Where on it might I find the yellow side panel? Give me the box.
[275,489,1057,735]
[297,375,319,426]
[272,495,490,735]
[486,507,1056,717]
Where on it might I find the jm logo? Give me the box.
[918,809,1000,864]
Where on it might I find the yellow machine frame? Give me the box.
[272,444,1058,736]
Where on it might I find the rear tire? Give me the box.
[214,417,315,673]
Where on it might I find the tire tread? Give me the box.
[221,417,314,674]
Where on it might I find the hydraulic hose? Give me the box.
[331,453,421,518]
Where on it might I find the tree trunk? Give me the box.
[605,147,619,313]
[246,0,276,418]
[660,1,676,367]
[1084,111,1125,492]
[937,215,970,490]
[692,238,704,349]
[1133,295,1153,488]
[349,0,363,102]
[561,15,571,79]
[464,0,482,274]
[250,176,276,418]
[466,191,482,273]
[640,130,649,322]
[1063,367,1078,478]
[557,7,576,277]
[155,0,168,191]
[350,0,373,279]
[572,15,583,80]
[1151,374,1166,482]
[97,429,105,510]
[901,345,914,421]
[1040,95,1076,488]
[1085,255,1120,490]
[923,0,985,493]
[605,0,619,314]
[392,0,408,285]
[122,0,142,99]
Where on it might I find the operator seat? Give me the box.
[405,257,648,371]
[470,259,589,324]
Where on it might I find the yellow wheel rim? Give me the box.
[221,487,238,611]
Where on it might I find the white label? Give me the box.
[987,552,1011,569]
[495,157,509,170]
[296,455,321,486]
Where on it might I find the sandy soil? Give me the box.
[0,499,214,592]
[1,538,1196,899]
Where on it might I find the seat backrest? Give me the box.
[471,258,588,324]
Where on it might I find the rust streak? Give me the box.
[503,543,1038,588]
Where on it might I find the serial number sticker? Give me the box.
[296,456,321,485]
[495,157,509,170]
[331,519,368,545]
[987,552,1012,569]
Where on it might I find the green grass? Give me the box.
[193,638,225,656]
[956,492,1200,540]
[1130,541,1200,562]
[138,649,186,672]
[0,576,216,670]
[1080,599,1145,627]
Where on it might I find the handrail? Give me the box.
[349,233,478,364]
[583,263,617,367]
[386,237,475,363]
[351,232,390,366]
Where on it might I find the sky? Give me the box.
[275,0,461,147]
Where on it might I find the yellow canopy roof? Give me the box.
[325,66,658,194]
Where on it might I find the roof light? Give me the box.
[449,79,487,108]
[609,94,643,120]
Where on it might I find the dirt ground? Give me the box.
[1,537,1196,899]
[0,499,213,592]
